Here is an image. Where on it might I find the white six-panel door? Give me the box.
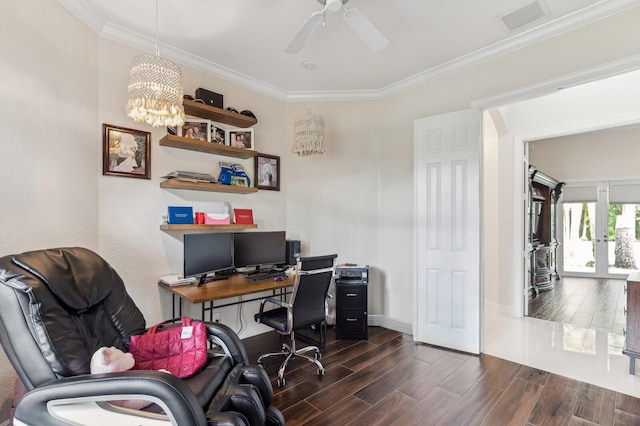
[414,109,481,354]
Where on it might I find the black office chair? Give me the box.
[254,254,337,387]
[0,247,284,426]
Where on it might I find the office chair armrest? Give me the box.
[259,297,291,311]
[15,371,207,426]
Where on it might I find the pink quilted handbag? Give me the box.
[129,317,208,378]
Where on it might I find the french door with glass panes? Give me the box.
[561,182,640,278]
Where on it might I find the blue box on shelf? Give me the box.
[168,206,193,224]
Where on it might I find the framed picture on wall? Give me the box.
[255,153,280,191]
[102,124,151,179]
[229,129,254,150]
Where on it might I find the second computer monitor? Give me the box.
[233,231,286,269]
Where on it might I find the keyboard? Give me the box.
[244,271,284,282]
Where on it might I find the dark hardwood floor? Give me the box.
[242,326,640,425]
[528,277,626,336]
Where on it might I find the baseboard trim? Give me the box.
[368,315,413,335]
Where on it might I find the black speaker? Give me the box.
[285,240,301,266]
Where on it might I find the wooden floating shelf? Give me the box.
[183,99,257,128]
[160,224,257,231]
[160,179,258,194]
[159,135,257,159]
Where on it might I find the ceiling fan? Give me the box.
[285,0,389,54]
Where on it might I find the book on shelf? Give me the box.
[159,274,196,286]
[233,208,254,224]
[162,170,217,183]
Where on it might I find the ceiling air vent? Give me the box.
[500,1,548,32]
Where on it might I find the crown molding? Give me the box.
[473,53,640,109]
[57,0,640,103]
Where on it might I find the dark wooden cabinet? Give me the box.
[528,166,564,300]
[335,281,368,340]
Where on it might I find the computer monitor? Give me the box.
[233,231,286,272]
[184,232,234,286]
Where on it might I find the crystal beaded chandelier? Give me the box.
[126,0,185,127]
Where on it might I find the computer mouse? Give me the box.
[273,276,283,282]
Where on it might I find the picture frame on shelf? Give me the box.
[102,124,151,179]
[229,129,254,149]
[179,119,210,142]
[231,176,249,187]
[255,153,280,191]
[210,124,227,145]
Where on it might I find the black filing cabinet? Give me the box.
[335,265,369,340]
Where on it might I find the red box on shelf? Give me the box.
[233,209,253,224]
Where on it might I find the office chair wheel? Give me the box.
[277,377,286,387]
[317,367,324,376]
[314,351,321,361]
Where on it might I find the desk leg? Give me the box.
[630,356,636,375]
[171,294,183,319]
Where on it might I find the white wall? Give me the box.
[0,0,99,418]
[530,125,640,180]
[2,0,640,421]
[96,37,289,334]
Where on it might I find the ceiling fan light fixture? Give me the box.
[325,0,343,12]
[343,8,389,52]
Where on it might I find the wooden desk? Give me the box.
[159,273,294,320]
[624,272,640,374]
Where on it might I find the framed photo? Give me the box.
[229,129,254,150]
[211,124,227,145]
[230,176,249,187]
[102,124,150,179]
[255,153,280,191]
[179,119,210,142]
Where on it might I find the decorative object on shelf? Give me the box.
[218,162,235,185]
[231,164,251,186]
[229,129,254,149]
[233,209,254,225]
[179,119,210,142]
[195,87,223,109]
[240,110,257,120]
[231,176,249,187]
[168,206,194,224]
[162,170,216,183]
[125,0,185,128]
[102,124,151,179]
[255,153,280,191]
[204,213,231,225]
[293,61,325,156]
[195,211,205,224]
[211,124,227,145]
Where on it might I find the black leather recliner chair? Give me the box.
[0,247,284,426]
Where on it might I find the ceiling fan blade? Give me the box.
[285,11,324,54]
[343,8,389,52]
